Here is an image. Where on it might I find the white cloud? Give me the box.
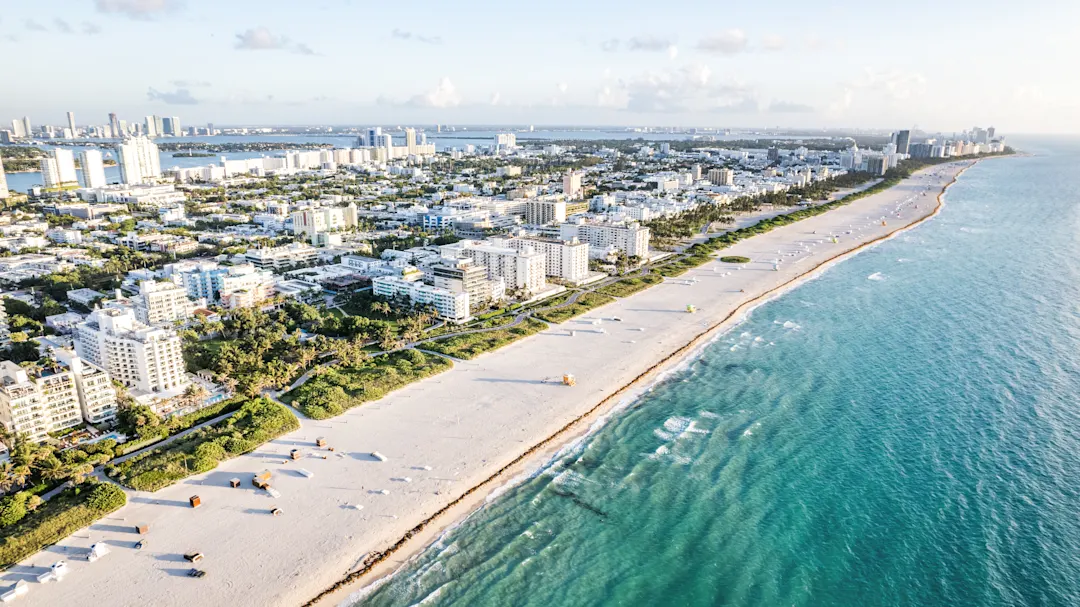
[761,34,785,51]
[609,63,758,114]
[697,29,748,54]
[627,36,673,52]
[557,82,569,94]
[95,0,180,20]
[393,77,462,108]
[667,45,679,60]
[490,92,502,106]
[391,28,443,45]
[234,27,316,55]
[147,87,200,105]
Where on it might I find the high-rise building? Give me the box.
[494,133,517,149]
[405,127,417,155]
[366,126,383,147]
[66,111,76,136]
[78,149,108,188]
[440,240,547,296]
[160,116,181,136]
[109,112,120,138]
[525,199,568,225]
[21,117,31,138]
[290,204,359,239]
[11,119,26,138]
[494,237,590,284]
[132,280,196,327]
[988,126,996,140]
[0,155,8,200]
[0,352,117,443]
[144,115,158,137]
[0,361,83,442]
[559,221,651,259]
[708,168,734,186]
[895,130,911,155]
[563,170,583,199]
[207,123,215,136]
[41,149,78,189]
[116,136,162,185]
[74,307,188,396]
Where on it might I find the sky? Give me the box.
[1,0,1077,132]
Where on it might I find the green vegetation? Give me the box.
[282,350,453,419]
[720,256,751,264]
[0,431,116,498]
[106,398,299,492]
[425,318,548,360]
[534,292,616,324]
[596,273,664,298]
[0,483,126,568]
[113,392,244,452]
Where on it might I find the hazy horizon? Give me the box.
[3,0,1077,133]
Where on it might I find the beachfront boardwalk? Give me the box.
[4,162,971,607]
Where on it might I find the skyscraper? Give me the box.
[0,155,9,200]
[145,115,158,137]
[366,126,383,147]
[895,130,911,155]
[78,149,107,188]
[169,116,181,136]
[109,113,120,139]
[10,120,25,138]
[21,117,31,138]
[67,112,77,136]
[42,149,78,188]
[116,136,162,185]
[405,127,417,155]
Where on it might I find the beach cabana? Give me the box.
[1,580,29,602]
[86,543,110,562]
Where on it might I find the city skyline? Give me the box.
[1,0,1075,132]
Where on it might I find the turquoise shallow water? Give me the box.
[359,138,1080,607]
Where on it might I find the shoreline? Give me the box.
[7,159,987,607]
[310,160,977,606]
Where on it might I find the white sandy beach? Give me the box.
[4,161,972,607]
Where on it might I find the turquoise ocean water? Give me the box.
[359,138,1080,607]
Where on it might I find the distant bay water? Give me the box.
[356,137,1080,607]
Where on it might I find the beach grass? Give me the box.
[595,273,665,298]
[0,483,126,569]
[534,292,616,324]
[106,398,299,491]
[425,318,548,360]
[283,350,453,420]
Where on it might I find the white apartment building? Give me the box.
[0,353,117,442]
[372,274,470,322]
[54,349,118,424]
[563,171,584,199]
[132,280,197,326]
[525,199,567,226]
[493,236,590,283]
[116,136,162,185]
[440,240,546,295]
[559,221,651,259]
[244,242,318,269]
[0,361,82,442]
[41,149,79,189]
[74,307,188,396]
[290,203,359,237]
[708,168,734,186]
[79,149,108,188]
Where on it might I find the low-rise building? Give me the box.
[244,242,318,270]
[372,271,470,322]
